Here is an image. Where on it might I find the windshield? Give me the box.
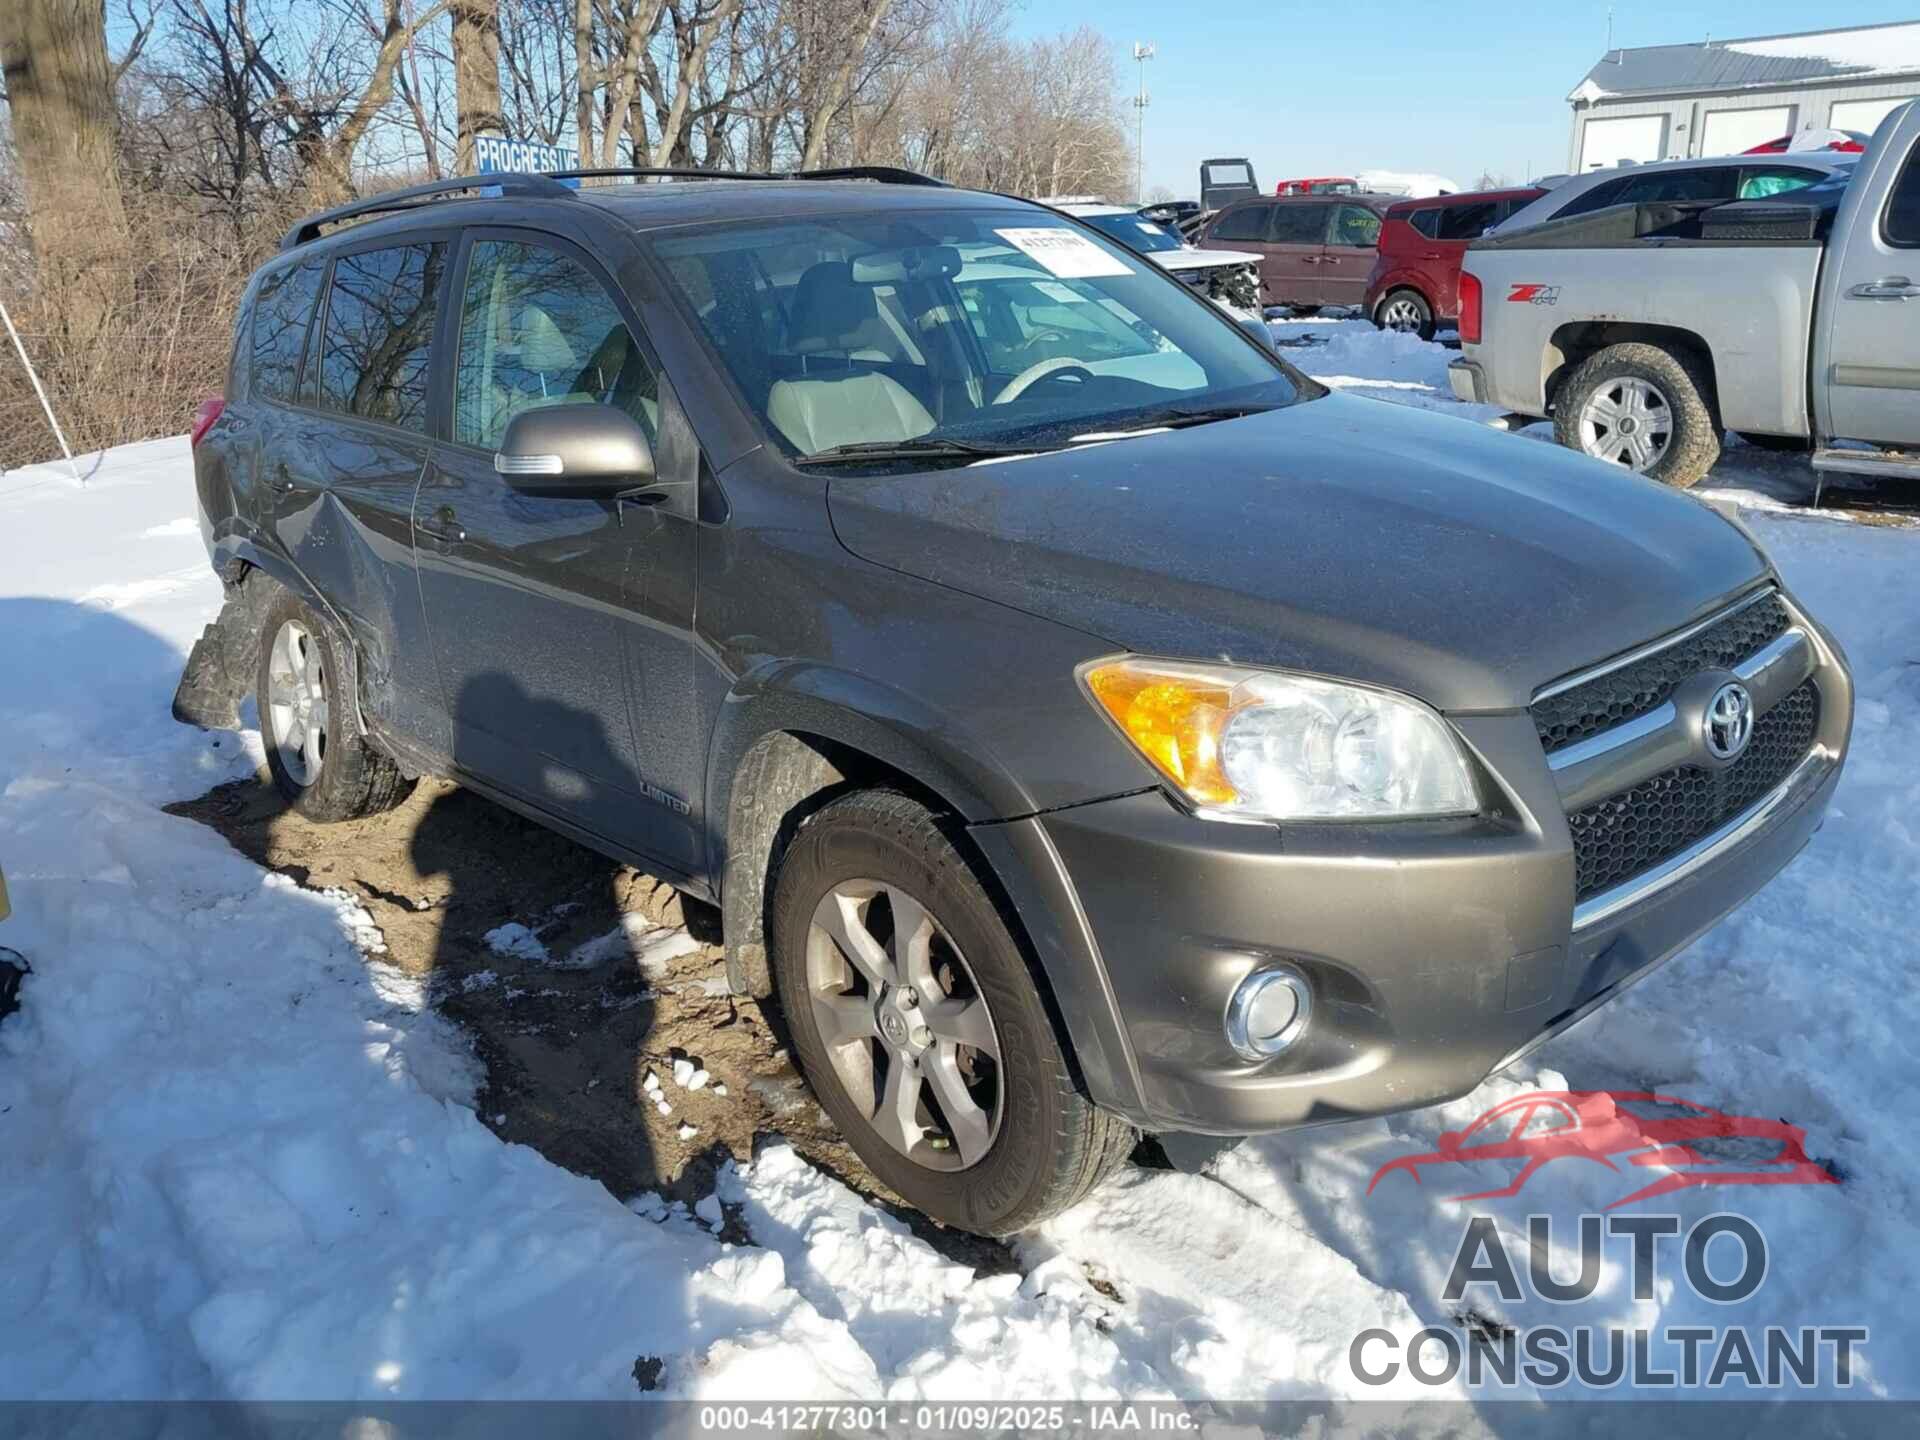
[1075,211,1184,253]
[648,208,1302,465]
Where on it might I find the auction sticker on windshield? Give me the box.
[995,228,1134,279]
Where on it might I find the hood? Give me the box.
[826,394,1770,712]
[1156,247,1262,272]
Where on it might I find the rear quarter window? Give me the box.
[248,259,325,404]
[1407,208,1442,239]
[1209,205,1270,241]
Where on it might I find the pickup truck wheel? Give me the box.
[1375,289,1435,341]
[1555,343,1720,488]
[770,790,1134,1235]
[256,591,414,822]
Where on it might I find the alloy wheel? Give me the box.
[1577,377,1674,472]
[265,619,328,786]
[804,879,1002,1171]
[1379,296,1425,332]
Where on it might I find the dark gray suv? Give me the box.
[182,167,1853,1236]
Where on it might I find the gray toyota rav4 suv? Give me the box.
[182,167,1853,1236]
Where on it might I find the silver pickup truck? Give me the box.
[1450,101,1920,490]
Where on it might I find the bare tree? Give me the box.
[793,0,890,168]
[450,0,505,168]
[0,0,134,337]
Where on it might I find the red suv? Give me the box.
[1362,187,1544,340]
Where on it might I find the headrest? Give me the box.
[515,306,579,371]
[787,261,880,353]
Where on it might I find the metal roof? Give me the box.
[1571,20,1920,102]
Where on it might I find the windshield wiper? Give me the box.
[791,436,1035,467]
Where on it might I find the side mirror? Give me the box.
[1235,312,1277,353]
[494,403,655,495]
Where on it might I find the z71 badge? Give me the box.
[1507,283,1561,305]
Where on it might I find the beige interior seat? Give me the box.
[767,263,936,453]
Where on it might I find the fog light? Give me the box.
[1225,967,1312,1061]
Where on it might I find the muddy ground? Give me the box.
[167,770,1020,1270]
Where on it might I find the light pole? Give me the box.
[1132,42,1154,204]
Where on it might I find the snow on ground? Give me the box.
[3,330,1917,1405]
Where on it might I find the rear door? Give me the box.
[1425,198,1506,317]
[1820,105,1920,446]
[1263,201,1333,305]
[413,228,704,869]
[273,237,451,756]
[1319,203,1384,307]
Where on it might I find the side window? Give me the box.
[1558,177,1627,219]
[248,259,325,404]
[1888,144,1920,245]
[315,243,444,431]
[1268,203,1329,245]
[1619,167,1736,206]
[454,239,659,450]
[1330,204,1382,248]
[1209,204,1270,242]
[1434,201,1501,241]
[1407,208,1442,239]
[1738,167,1820,200]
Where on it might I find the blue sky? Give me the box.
[1011,2,1920,197]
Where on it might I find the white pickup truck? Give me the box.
[1450,101,1920,490]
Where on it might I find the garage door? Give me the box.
[1832,97,1915,137]
[1702,106,1794,155]
[1580,115,1667,169]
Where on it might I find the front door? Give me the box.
[1822,109,1920,447]
[1320,203,1384,308]
[413,230,700,868]
[1263,201,1333,306]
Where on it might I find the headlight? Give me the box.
[1081,657,1477,822]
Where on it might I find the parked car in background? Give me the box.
[1276,177,1359,195]
[1199,157,1261,211]
[1452,101,1920,488]
[1364,186,1546,339]
[1744,129,1867,155]
[1197,193,1392,310]
[1139,199,1201,228]
[1490,152,1857,235]
[1057,202,1262,309]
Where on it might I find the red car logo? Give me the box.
[1367,1090,1837,1209]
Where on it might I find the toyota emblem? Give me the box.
[1705,682,1755,761]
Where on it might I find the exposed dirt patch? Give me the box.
[166,772,1020,1271]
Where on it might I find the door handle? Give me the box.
[1848,277,1920,299]
[417,505,466,544]
[1302,256,1323,265]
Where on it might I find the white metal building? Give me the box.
[1566,21,1920,171]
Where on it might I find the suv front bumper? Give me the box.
[981,625,1851,1136]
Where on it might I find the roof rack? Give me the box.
[280,163,951,250]
[281,172,573,250]
[543,164,949,188]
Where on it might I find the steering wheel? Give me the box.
[993,357,1096,406]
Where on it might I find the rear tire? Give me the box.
[1374,288,1435,341]
[255,590,414,822]
[1554,342,1721,489]
[770,790,1133,1235]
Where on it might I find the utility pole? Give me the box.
[1132,42,1154,204]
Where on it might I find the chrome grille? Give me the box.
[1532,593,1792,754]
[1565,680,1819,903]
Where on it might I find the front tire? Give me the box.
[255,590,414,822]
[1374,288,1435,341]
[1554,342,1721,488]
[770,790,1133,1235]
